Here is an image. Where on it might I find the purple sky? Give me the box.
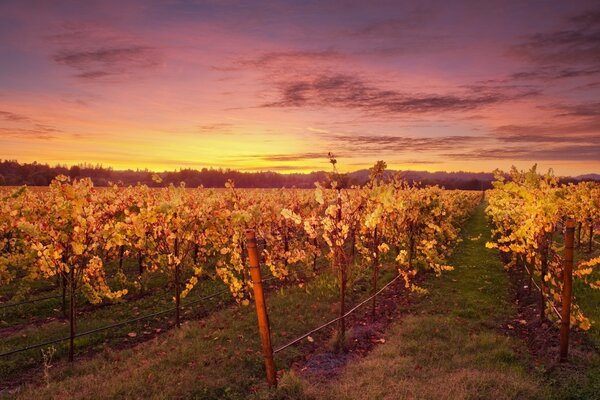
[0,0,599,175]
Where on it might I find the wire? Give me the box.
[0,294,62,310]
[522,263,562,321]
[0,276,278,358]
[273,274,401,354]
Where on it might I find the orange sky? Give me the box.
[0,1,599,176]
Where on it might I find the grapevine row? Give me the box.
[1,160,480,363]
[485,165,599,332]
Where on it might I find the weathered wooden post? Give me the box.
[69,266,75,362]
[118,245,125,272]
[588,218,593,253]
[245,229,277,387]
[560,219,575,362]
[174,237,181,328]
[371,227,379,319]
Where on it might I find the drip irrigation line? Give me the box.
[0,276,278,358]
[273,274,401,354]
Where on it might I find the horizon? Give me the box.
[1,1,599,175]
[2,159,599,179]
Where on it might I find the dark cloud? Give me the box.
[210,50,342,73]
[550,102,600,118]
[0,125,60,140]
[493,100,600,141]
[335,134,483,150]
[493,123,600,142]
[52,46,160,79]
[48,23,161,80]
[512,10,600,66]
[0,110,63,140]
[0,110,31,123]
[444,143,600,161]
[509,65,600,81]
[262,73,537,116]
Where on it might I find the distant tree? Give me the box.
[69,165,81,179]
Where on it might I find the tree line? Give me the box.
[0,159,593,189]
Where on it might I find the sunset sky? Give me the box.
[0,0,599,175]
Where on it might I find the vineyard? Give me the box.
[0,163,599,399]
[485,166,600,340]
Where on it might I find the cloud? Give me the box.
[493,100,600,140]
[509,66,600,81]
[389,159,442,165]
[444,143,600,161]
[512,10,600,66]
[339,6,449,51]
[328,134,486,152]
[493,122,600,137]
[549,102,600,118]
[0,110,31,123]
[261,73,537,116]
[0,110,62,140]
[238,165,320,171]
[197,123,234,133]
[211,49,344,74]
[239,50,342,68]
[52,46,160,80]
[47,23,161,80]
[258,152,329,162]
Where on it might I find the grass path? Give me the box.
[278,203,550,400]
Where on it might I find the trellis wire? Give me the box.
[522,263,562,320]
[0,276,277,358]
[273,274,401,354]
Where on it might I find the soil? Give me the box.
[287,274,421,382]
[502,266,599,371]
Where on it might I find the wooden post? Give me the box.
[560,219,575,362]
[61,272,67,317]
[69,266,75,362]
[528,256,534,295]
[336,194,347,351]
[408,229,415,271]
[539,238,549,321]
[588,218,593,253]
[138,252,144,275]
[312,237,318,273]
[118,245,124,272]
[245,230,277,388]
[174,238,181,328]
[371,227,379,319]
